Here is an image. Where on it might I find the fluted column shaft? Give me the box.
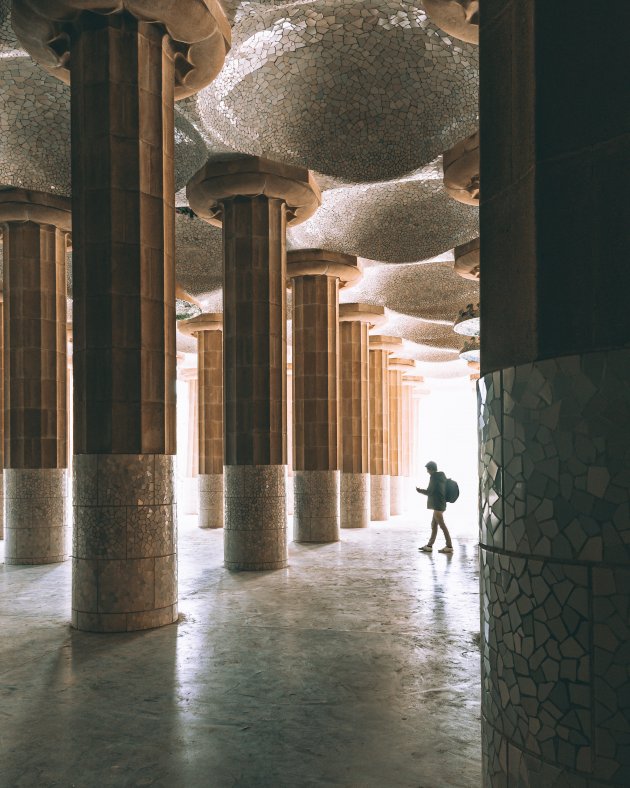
[291,273,340,543]
[3,218,68,564]
[222,196,288,568]
[339,320,370,528]
[388,368,403,515]
[70,14,177,632]
[198,328,223,528]
[369,348,389,520]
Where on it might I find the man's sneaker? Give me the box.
[439,546,454,553]
[419,545,433,552]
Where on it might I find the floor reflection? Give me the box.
[1,513,481,787]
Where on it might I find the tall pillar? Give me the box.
[402,374,427,498]
[177,362,199,515]
[480,3,630,784]
[187,156,320,569]
[0,189,70,565]
[388,357,415,515]
[13,1,230,629]
[0,293,3,542]
[368,335,402,521]
[179,313,224,529]
[339,303,385,529]
[286,363,294,516]
[287,250,361,543]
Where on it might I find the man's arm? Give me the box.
[416,487,428,495]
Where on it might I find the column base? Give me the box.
[4,468,68,565]
[294,469,340,543]
[224,465,288,570]
[199,473,224,528]
[370,474,390,521]
[390,475,406,515]
[340,472,370,528]
[180,476,199,515]
[72,454,178,633]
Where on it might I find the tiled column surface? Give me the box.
[368,335,402,521]
[288,250,361,543]
[480,353,630,787]
[0,189,70,565]
[14,5,230,630]
[286,363,294,516]
[388,357,415,516]
[179,314,224,529]
[187,156,320,569]
[339,303,385,529]
[178,364,199,515]
[480,3,629,784]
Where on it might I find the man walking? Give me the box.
[416,461,453,553]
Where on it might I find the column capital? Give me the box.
[0,188,71,231]
[287,249,361,287]
[178,312,223,337]
[454,237,480,281]
[11,0,231,100]
[403,373,424,386]
[339,303,385,327]
[443,130,479,206]
[422,0,479,44]
[369,335,403,353]
[389,357,416,373]
[187,155,321,227]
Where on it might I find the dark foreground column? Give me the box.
[187,156,320,569]
[13,1,230,629]
[0,189,70,564]
[339,303,385,528]
[368,335,402,520]
[288,250,360,542]
[480,2,630,784]
[179,313,224,529]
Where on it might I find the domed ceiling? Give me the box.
[0,0,479,379]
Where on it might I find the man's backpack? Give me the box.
[445,478,460,504]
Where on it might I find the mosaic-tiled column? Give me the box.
[0,189,70,565]
[187,156,320,569]
[368,335,402,521]
[338,303,385,529]
[12,3,229,629]
[480,3,630,784]
[179,314,224,529]
[388,357,415,516]
[287,250,361,543]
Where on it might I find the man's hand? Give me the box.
[416,487,427,495]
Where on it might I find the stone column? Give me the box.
[0,293,3,541]
[287,250,361,543]
[403,374,427,500]
[479,4,630,784]
[13,2,230,629]
[0,189,70,565]
[177,363,199,515]
[187,156,320,569]
[368,335,402,521]
[179,314,224,529]
[388,357,415,515]
[286,363,294,516]
[338,304,385,528]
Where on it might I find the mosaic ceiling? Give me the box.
[0,0,479,378]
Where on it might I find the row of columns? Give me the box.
[3,3,424,634]
[176,292,426,539]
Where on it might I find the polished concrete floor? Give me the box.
[0,509,481,788]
